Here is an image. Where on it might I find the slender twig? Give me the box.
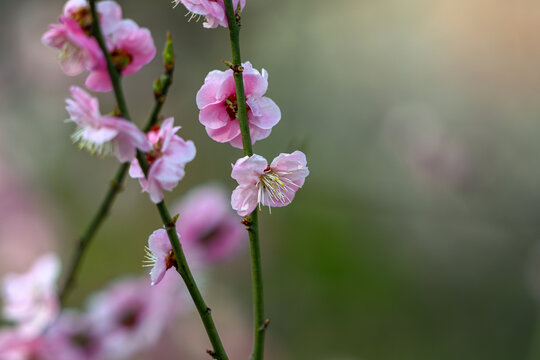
[222,2,267,359]
[58,34,175,306]
[59,163,128,305]
[88,2,229,358]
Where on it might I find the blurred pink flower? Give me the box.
[86,277,180,359]
[66,86,151,162]
[144,229,178,286]
[1,254,60,337]
[85,19,156,92]
[173,185,245,264]
[0,330,50,360]
[231,151,309,216]
[197,62,280,148]
[174,0,246,29]
[129,118,196,203]
[43,311,103,360]
[42,0,122,76]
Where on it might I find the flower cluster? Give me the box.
[196,60,309,216]
[43,0,156,92]
[0,255,184,360]
[44,0,196,199]
[30,0,311,356]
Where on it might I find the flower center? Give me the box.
[71,7,93,35]
[71,331,93,352]
[110,48,133,72]
[225,94,251,120]
[146,132,164,166]
[197,225,223,246]
[119,306,142,329]
[257,169,298,209]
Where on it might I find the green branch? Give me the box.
[59,164,128,306]
[222,2,267,359]
[87,2,229,358]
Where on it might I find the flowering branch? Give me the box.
[222,2,267,359]
[87,1,229,358]
[58,33,176,306]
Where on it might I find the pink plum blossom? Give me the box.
[66,86,150,162]
[197,62,281,148]
[42,0,122,76]
[173,185,245,264]
[85,19,156,92]
[86,277,180,359]
[1,253,60,336]
[143,229,178,286]
[129,118,196,203]
[174,0,246,29]
[0,330,50,360]
[43,311,103,360]
[231,151,309,216]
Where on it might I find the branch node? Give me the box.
[205,307,212,315]
[221,60,243,74]
[110,179,123,192]
[259,318,270,332]
[167,213,179,229]
[206,349,218,359]
[241,216,252,229]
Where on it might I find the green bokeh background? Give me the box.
[2,0,540,359]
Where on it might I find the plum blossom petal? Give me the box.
[197,62,280,148]
[206,122,241,143]
[231,155,267,185]
[199,102,231,129]
[196,70,229,108]
[231,184,258,217]
[246,97,281,129]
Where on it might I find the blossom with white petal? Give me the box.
[65,86,150,162]
[231,151,309,216]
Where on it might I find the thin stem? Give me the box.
[88,2,229,358]
[59,163,128,305]
[59,34,175,306]
[222,2,267,359]
[156,201,229,359]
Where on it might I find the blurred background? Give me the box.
[2,0,540,359]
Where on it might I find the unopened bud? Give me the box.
[163,32,175,74]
